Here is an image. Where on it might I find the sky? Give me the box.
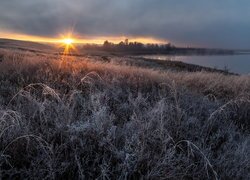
[0,0,250,48]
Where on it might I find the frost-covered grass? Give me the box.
[0,49,250,179]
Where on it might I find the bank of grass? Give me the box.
[0,49,249,179]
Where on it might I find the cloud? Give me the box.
[0,0,250,48]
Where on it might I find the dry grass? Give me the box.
[0,49,249,179]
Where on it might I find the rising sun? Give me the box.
[59,37,77,55]
[62,38,74,45]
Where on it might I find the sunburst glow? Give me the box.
[58,35,78,56]
[62,38,74,45]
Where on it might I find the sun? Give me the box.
[58,33,78,56]
[58,37,77,55]
[62,38,74,45]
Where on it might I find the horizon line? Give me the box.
[0,32,168,45]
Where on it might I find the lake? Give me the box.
[141,54,250,74]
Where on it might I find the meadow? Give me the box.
[0,48,249,179]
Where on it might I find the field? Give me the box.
[0,48,250,179]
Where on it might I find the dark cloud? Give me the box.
[0,0,250,48]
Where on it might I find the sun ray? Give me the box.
[58,35,78,56]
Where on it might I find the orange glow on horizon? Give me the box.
[0,32,167,45]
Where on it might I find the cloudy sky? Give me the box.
[0,0,250,48]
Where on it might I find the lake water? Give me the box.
[141,54,250,74]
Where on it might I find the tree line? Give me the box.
[81,39,234,55]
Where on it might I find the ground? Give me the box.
[0,48,249,179]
